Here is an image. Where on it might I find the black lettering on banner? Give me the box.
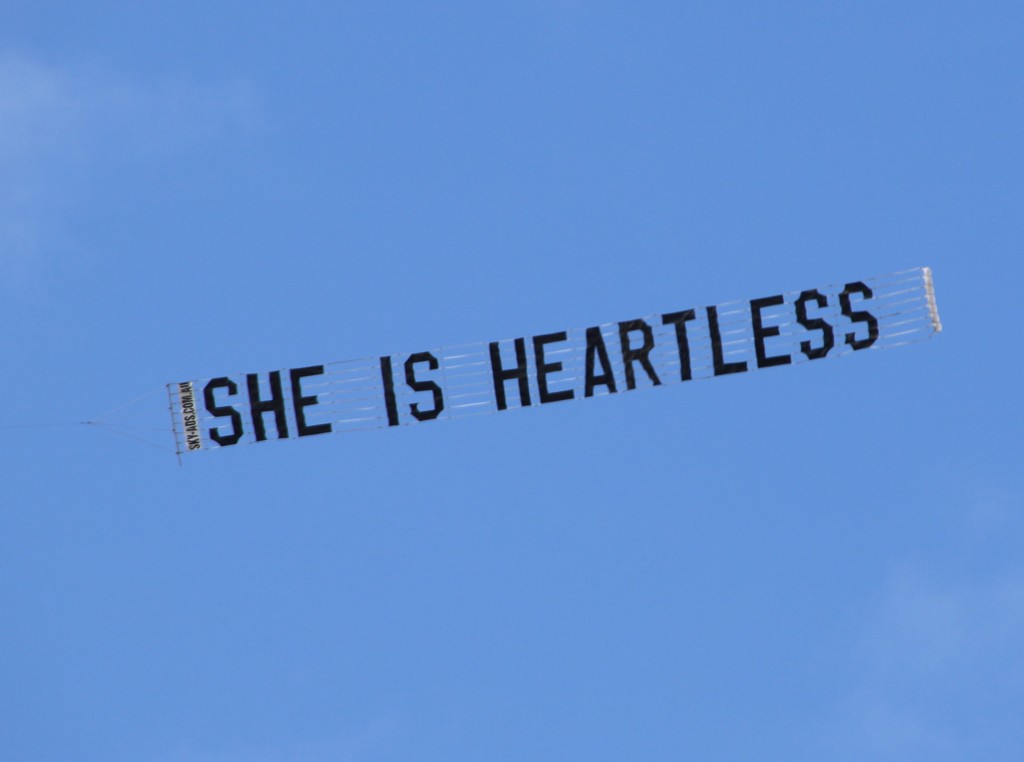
[290,365,332,437]
[203,377,243,447]
[584,327,617,397]
[489,339,531,411]
[379,356,400,426]
[533,332,575,404]
[404,352,445,421]
[795,289,835,360]
[247,371,289,441]
[840,281,880,350]
[618,319,661,390]
[661,310,697,381]
[178,382,202,451]
[707,305,748,375]
[750,295,792,369]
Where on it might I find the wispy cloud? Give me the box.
[820,493,1024,761]
[151,714,401,762]
[0,53,256,292]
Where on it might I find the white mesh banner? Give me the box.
[169,267,942,456]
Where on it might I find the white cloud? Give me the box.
[151,714,400,762]
[0,53,256,292]
[0,55,74,159]
[820,494,1024,761]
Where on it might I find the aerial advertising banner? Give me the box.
[169,267,941,457]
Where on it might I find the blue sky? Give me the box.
[1,3,1022,760]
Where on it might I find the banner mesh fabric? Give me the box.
[169,267,941,456]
